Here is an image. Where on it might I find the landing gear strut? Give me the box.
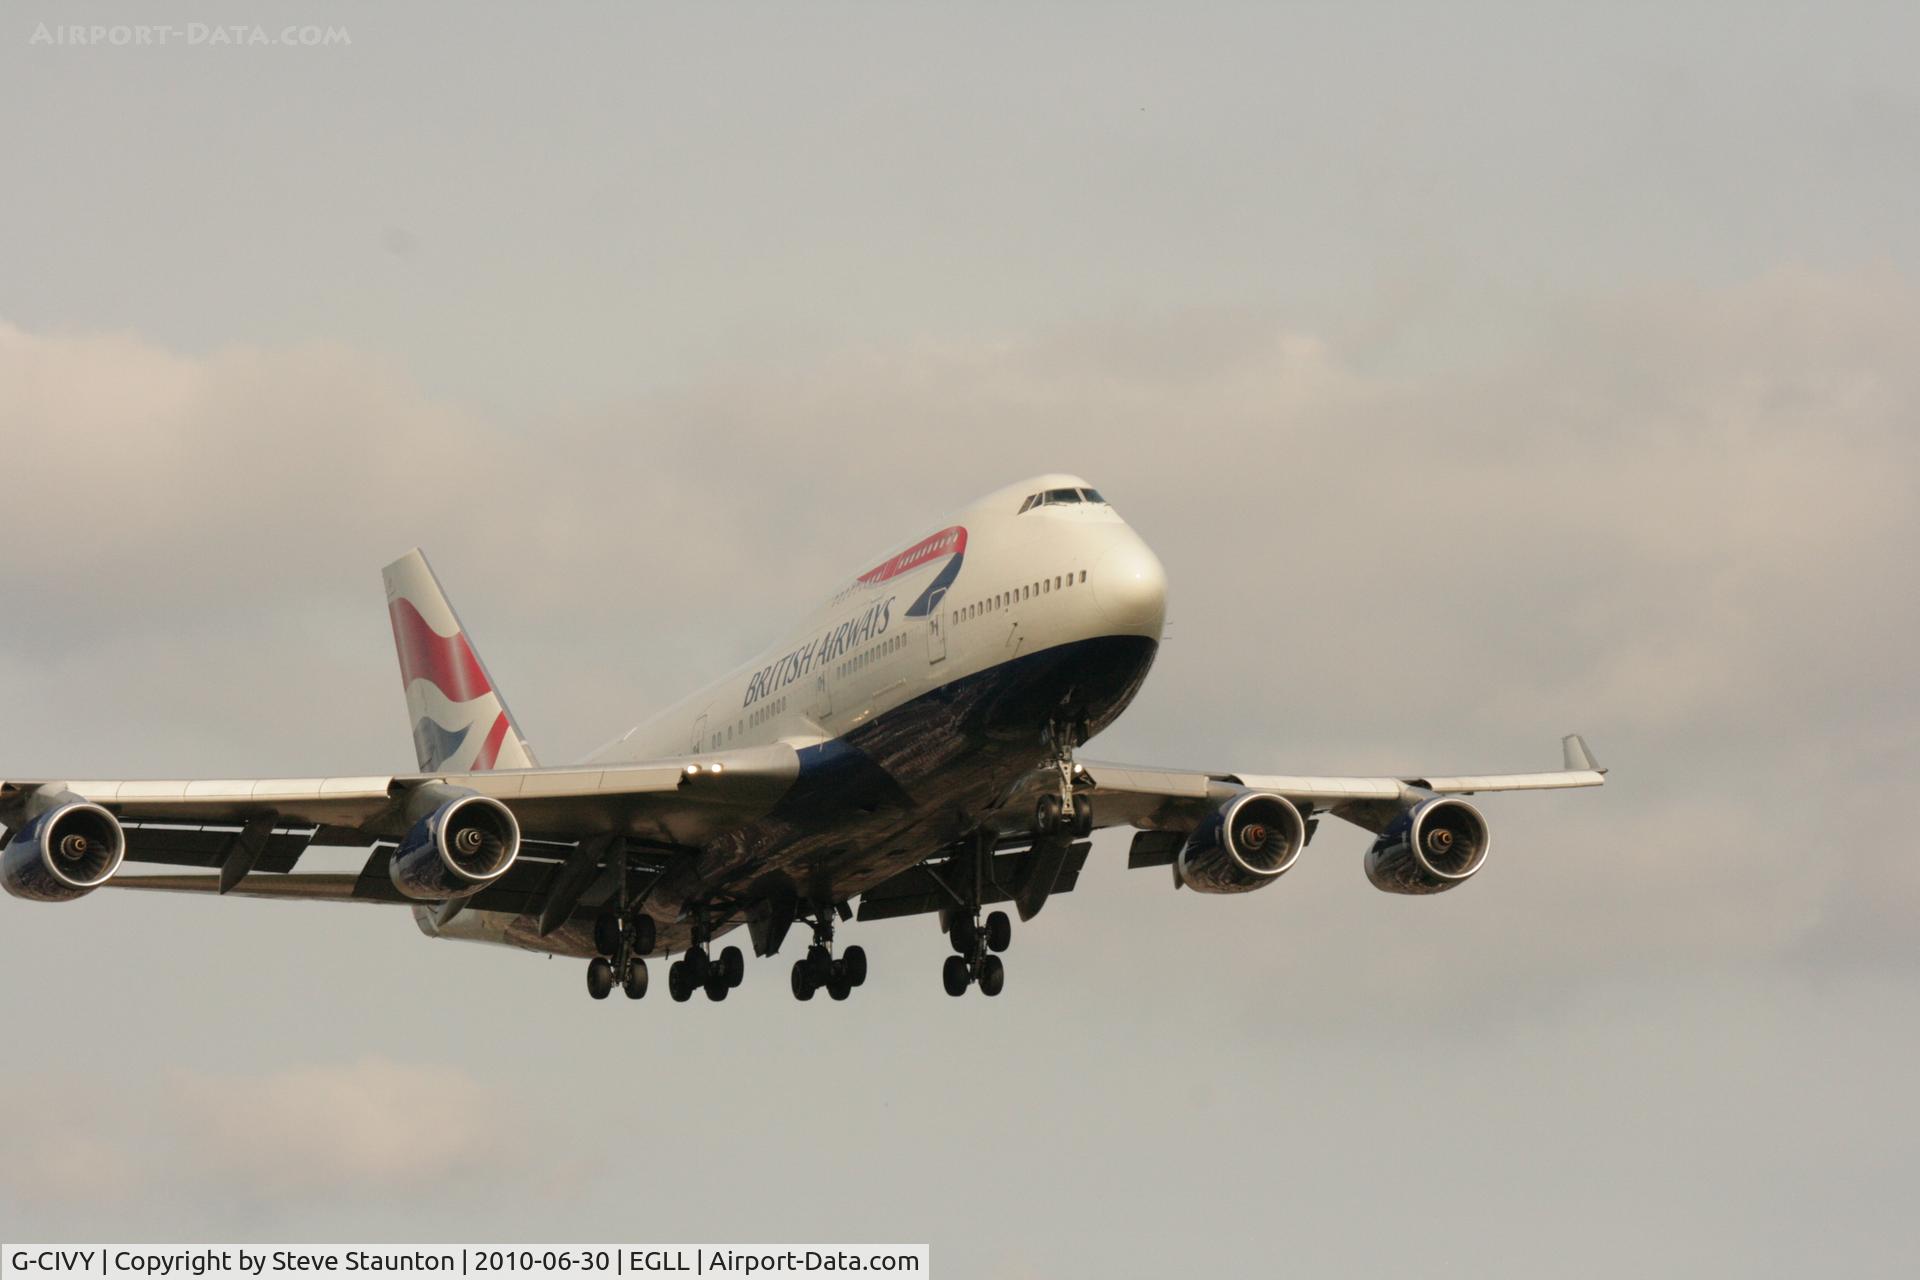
[586,848,658,1002]
[939,831,1012,998]
[789,904,868,1002]
[1039,718,1094,839]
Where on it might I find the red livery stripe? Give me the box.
[389,597,493,704]
[470,711,513,771]
[858,526,967,585]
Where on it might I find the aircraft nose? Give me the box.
[1092,538,1167,633]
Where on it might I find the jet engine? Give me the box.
[3,799,127,902]
[1176,791,1306,893]
[1365,796,1489,895]
[389,792,521,901]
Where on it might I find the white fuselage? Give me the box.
[590,474,1168,767]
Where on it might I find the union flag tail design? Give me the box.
[381,549,537,773]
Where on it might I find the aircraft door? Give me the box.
[810,672,833,721]
[926,589,948,664]
[691,711,709,753]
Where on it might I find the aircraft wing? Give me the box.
[0,744,798,908]
[1076,734,1607,836]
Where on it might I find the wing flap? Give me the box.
[1,743,800,852]
[856,841,1092,922]
[108,873,373,902]
[118,823,315,874]
[1415,770,1605,794]
[108,845,573,913]
[1079,735,1606,830]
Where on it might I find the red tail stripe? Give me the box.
[470,712,513,771]
[389,598,493,704]
[858,526,967,585]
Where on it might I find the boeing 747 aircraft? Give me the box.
[2,475,1604,1002]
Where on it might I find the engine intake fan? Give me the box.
[1365,796,1489,895]
[3,798,127,902]
[1176,791,1306,894]
[389,792,521,901]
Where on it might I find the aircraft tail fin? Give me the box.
[381,549,537,773]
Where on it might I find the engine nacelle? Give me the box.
[1176,791,1306,894]
[1365,796,1489,895]
[389,793,521,901]
[3,800,127,902]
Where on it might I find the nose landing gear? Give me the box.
[1038,719,1095,839]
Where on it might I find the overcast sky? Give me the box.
[3,3,1917,1275]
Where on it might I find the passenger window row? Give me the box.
[838,630,907,680]
[717,695,792,749]
[952,570,1086,625]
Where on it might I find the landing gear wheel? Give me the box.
[942,954,971,997]
[841,944,868,987]
[1071,796,1094,838]
[622,958,648,1000]
[827,962,853,1001]
[587,956,614,1000]
[668,960,695,1003]
[978,954,1006,997]
[806,946,833,987]
[630,914,657,955]
[984,911,1012,954]
[719,945,745,988]
[593,913,623,957]
[684,948,711,985]
[949,923,977,956]
[1035,793,1063,836]
[704,970,730,1002]
[791,959,816,1001]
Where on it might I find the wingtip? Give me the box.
[1563,734,1606,775]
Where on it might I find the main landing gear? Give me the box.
[943,906,1010,997]
[667,907,746,1003]
[586,908,657,1002]
[936,825,1017,998]
[667,942,746,1002]
[789,906,868,1003]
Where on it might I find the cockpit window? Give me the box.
[1019,486,1105,513]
